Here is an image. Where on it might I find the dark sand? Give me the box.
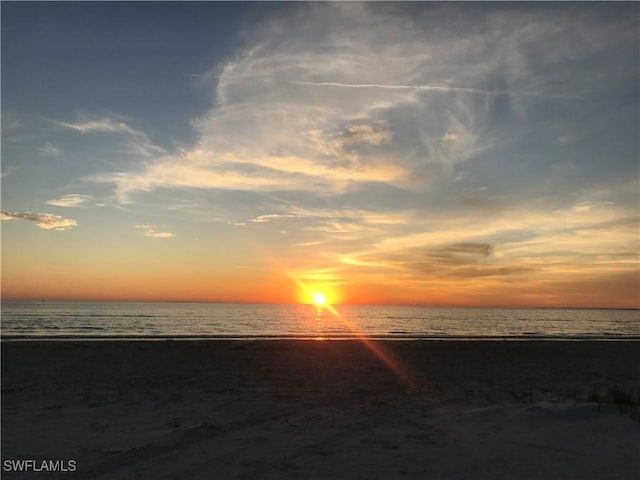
[2,340,639,479]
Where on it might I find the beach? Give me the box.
[2,340,639,479]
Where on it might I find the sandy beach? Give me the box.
[2,340,639,479]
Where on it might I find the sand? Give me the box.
[2,340,639,479]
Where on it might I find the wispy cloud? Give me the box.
[135,225,174,239]
[57,115,164,157]
[1,114,22,131]
[1,211,77,231]
[45,194,93,208]
[58,116,140,136]
[289,81,579,99]
[35,141,61,156]
[249,213,301,223]
[93,4,626,207]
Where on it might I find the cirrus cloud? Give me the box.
[45,194,93,208]
[57,114,164,157]
[92,3,633,207]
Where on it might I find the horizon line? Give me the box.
[1,298,637,311]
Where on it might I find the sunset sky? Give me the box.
[2,2,638,307]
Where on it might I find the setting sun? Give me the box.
[294,278,341,306]
[312,292,328,306]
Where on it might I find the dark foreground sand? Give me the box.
[2,340,639,479]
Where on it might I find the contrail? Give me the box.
[290,81,579,99]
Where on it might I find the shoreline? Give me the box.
[3,339,639,479]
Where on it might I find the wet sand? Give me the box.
[2,340,639,479]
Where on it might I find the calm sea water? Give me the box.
[1,302,639,340]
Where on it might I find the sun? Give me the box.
[311,292,328,306]
[294,280,340,310]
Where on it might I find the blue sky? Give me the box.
[1,2,638,306]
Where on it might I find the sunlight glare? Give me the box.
[312,292,328,306]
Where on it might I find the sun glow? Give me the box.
[294,278,341,307]
[312,292,328,306]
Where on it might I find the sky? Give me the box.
[1,2,639,307]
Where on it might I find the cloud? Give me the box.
[331,200,638,290]
[57,115,164,157]
[351,241,527,279]
[58,116,140,136]
[445,242,494,257]
[249,213,301,223]
[1,114,22,131]
[1,211,77,231]
[35,141,61,157]
[92,3,630,208]
[554,201,615,215]
[84,5,489,200]
[1,169,12,179]
[135,225,174,239]
[289,81,578,99]
[45,194,93,208]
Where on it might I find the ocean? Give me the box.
[1,301,638,340]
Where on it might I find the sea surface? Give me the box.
[1,302,639,340]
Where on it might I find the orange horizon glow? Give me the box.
[1,285,639,309]
[1,258,639,309]
[2,212,638,309]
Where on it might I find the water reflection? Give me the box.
[315,304,326,340]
